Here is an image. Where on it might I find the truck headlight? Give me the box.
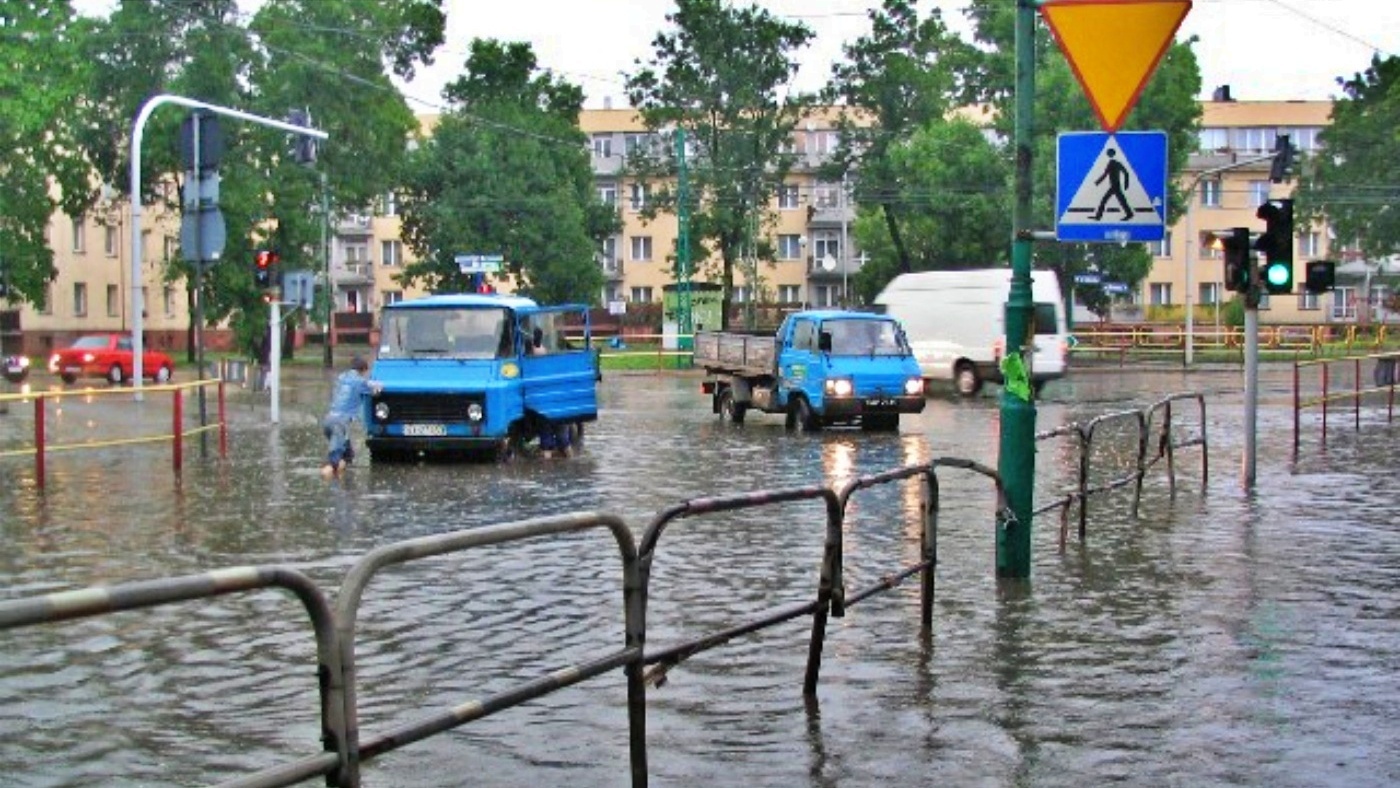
[466,402,484,422]
[824,378,854,397]
[373,402,390,421]
[904,377,924,396]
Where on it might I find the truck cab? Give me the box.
[364,294,597,460]
[698,310,926,431]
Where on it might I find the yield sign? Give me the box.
[1040,0,1192,132]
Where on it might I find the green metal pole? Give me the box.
[321,172,332,368]
[676,128,692,348]
[997,0,1039,579]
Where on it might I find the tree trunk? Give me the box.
[881,202,912,274]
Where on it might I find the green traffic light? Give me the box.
[1264,261,1292,292]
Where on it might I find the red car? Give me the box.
[48,334,175,385]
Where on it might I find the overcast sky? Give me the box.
[73,0,1400,111]
[394,0,1400,111]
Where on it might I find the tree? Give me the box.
[824,0,980,281]
[1297,55,1400,259]
[397,40,613,304]
[624,0,813,329]
[963,0,1202,314]
[850,118,1010,302]
[0,2,96,305]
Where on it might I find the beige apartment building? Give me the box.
[10,94,1384,358]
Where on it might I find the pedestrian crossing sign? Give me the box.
[1056,131,1167,243]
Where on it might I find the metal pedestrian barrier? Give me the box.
[0,458,1012,788]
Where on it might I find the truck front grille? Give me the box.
[375,392,483,423]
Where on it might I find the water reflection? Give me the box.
[0,366,1397,786]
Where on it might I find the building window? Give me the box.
[732,286,752,304]
[106,284,119,317]
[384,290,403,306]
[1151,231,1172,257]
[381,191,399,217]
[592,135,612,157]
[598,182,617,206]
[73,282,88,316]
[1200,179,1221,208]
[1300,231,1321,257]
[163,286,177,317]
[812,284,840,307]
[1299,290,1319,311]
[778,284,801,303]
[1198,282,1220,306]
[381,240,402,267]
[777,234,802,260]
[630,286,653,303]
[1229,127,1273,153]
[813,183,840,208]
[105,225,118,257]
[72,217,85,253]
[1149,282,1171,306]
[778,184,799,210]
[630,236,652,261]
[163,235,176,262]
[600,236,618,266]
[624,133,655,157]
[1332,288,1356,320]
[1248,180,1271,207]
[813,234,840,263]
[345,243,369,266]
[806,130,839,155]
[1198,127,1228,151]
[629,182,647,211]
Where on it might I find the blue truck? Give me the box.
[364,293,598,460]
[695,310,926,431]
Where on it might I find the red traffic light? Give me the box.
[255,249,279,269]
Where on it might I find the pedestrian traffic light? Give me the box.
[1222,227,1252,292]
[254,249,280,289]
[1305,260,1337,294]
[1256,199,1294,295]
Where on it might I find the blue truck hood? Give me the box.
[371,358,507,393]
[826,355,922,395]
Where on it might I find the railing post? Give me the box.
[1354,357,1361,432]
[172,387,183,476]
[34,394,45,490]
[1322,362,1330,442]
[217,380,228,458]
[1292,362,1300,451]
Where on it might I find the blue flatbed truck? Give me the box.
[364,293,598,460]
[695,310,926,431]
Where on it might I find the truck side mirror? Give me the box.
[818,331,832,352]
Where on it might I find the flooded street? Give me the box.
[1,363,1397,787]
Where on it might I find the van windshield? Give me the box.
[379,307,512,360]
[823,318,909,356]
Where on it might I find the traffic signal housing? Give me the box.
[1305,260,1337,294]
[1256,199,1294,295]
[1222,227,1252,292]
[254,249,280,289]
[1269,134,1296,183]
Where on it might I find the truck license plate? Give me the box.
[403,423,447,437]
[865,397,897,409]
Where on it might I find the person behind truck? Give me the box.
[320,355,382,479]
[529,326,574,458]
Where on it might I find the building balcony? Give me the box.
[807,204,854,226]
[336,262,374,285]
[600,258,625,281]
[806,255,860,279]
[336,214,373,236]
[591,153,625,176]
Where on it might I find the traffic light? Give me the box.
[1305,260,1337,294]
[1222,227,1252,292]
[254,249,280,289]
[1269,134,1296,183]
[287,108,317,165]
[1256,199,1294,295]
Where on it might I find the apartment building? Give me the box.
[10,95,1379,354]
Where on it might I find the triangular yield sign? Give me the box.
[1040,0,1192,132]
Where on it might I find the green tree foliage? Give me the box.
[1297,55,1400,259]
[964,0,1202,316]
[824,0,984,287]
[0,2,95,304]
[397,40,612,304]
[624,0,813,329]
[850,119,1010,302]
[73,0,443,355]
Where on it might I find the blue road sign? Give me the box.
[1056,131,1167,243]
[455,253,503,273]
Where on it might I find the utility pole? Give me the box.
[676,128,692,345]
[996,0,1038,579]
[322,171,332,368]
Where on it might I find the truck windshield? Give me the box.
[824,319,908,356]
[379,307,511,360]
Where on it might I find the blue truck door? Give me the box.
[779,316,820,409]
[518,305,598,422]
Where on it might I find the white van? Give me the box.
[874,268,1070,396]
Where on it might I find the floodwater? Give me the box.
[0,362,1397,787]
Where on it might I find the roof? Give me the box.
[384,293,538,310]
[793,309,895,322]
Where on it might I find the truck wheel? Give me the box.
[718,389,747,424]
[786,397,821,432]
[954,362,982,397]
